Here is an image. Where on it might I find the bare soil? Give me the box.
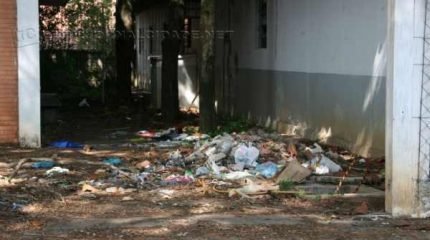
[0,108,428,239]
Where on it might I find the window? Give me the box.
[257,0,268,49]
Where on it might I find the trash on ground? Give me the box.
[32,161,55,169]
[277,159,312,183]
[1,125,381,217]
[46,167,70,176]
[302,155,342,175]
[228,179,279,198]
[196,166,210,176]
[256,161,278,178]
[137,128,178,141]
[103,157,123,166]
[234,144,259,168]
[50,141,83,149]
[222,171,254,180]
[162,175,194,185]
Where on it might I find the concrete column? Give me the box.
[17,0,41,147]
[386,0,430,217]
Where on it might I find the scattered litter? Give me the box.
[134,172,151,185]
[222,171,254,180]
[208,153,226,163]
[1,126,379,217]
[162,175,194,185]
[231,162,245,171]
[136,160,151,170]
[12,203,25,211]
[50,141,83,149]
[234,144,259,168]
[103,157,123,166]
[46,167,70,176]
[305,143,324,155]
[196,166,210,176]
[122,196,134,201]
[137,130,156,138]
[81,184,100,193]
[277,159,312,183]
[78,98,90,107]
[32,161,55,169]
[137,128,179,141]
[302,155,342,175]
[229,179,279,198]
[157,189,176,199]
[105,187,124,194]
[256,161,278,178]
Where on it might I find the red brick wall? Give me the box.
[0,0,18,143]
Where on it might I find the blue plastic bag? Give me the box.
[32,161,55,169]
[256,161,278,178]
[103,157,122,166]
[50,141,83,149]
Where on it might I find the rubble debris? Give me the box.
[277,159,312,183]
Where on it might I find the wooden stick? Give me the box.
[8,158,30,183]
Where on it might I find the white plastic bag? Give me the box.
[234,144,259,168]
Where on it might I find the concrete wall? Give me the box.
[385,0,430,217]
[0,0,19,144]
[216,0,387,156]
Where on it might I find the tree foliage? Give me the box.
[40,0,115,50]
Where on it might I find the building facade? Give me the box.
[215,0,387,157]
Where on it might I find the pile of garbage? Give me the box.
[72,130,345,197]
[2,129,350,206]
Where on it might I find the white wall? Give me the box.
[230,0,387,77]
[17,0,41,147]
[216,0,388,156]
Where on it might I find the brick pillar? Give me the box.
[0,0,18,144]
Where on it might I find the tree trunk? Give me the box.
[161,1,183,122]
[199,0,217,132]
[113,0,133,104]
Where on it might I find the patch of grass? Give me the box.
[209,117,255,137]
[279,180,295,191]
[295,189,307,199]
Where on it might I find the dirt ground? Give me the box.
[0,107,429,239]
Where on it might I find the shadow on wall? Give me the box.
[227,41,387,157]
[353,40,387,156]
[178,55,199,109]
